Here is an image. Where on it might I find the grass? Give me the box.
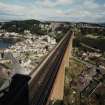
[65,58,85,83]
[64,58,86,105]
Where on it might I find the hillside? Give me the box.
[0,19,44,34]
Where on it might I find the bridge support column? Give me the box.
[48,33,74,104]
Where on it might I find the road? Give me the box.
[4,52,29,75]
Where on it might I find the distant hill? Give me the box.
[0,19,41,25]
[0,19,44,34]
[99,23,105,27]
[1,19,105,34]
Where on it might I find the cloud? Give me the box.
[56,0,73,4]
[34,0,73,9]
[0,2,24,16]
[0,0,105,22]
[0,2,42,21]
[50,0,105,22]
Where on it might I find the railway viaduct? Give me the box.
[0,31,74,105]
[48,32,74,103]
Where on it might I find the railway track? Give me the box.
[29,30,73,105]
[0,30,73,105]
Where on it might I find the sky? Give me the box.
[0,0,105,22]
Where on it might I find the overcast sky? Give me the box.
[0,0,105,22]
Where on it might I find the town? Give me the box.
[0,20,70,91]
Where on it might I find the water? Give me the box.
[0,39,11,48]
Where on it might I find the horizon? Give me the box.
[0,19,105,24]
[0,0,105,23]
